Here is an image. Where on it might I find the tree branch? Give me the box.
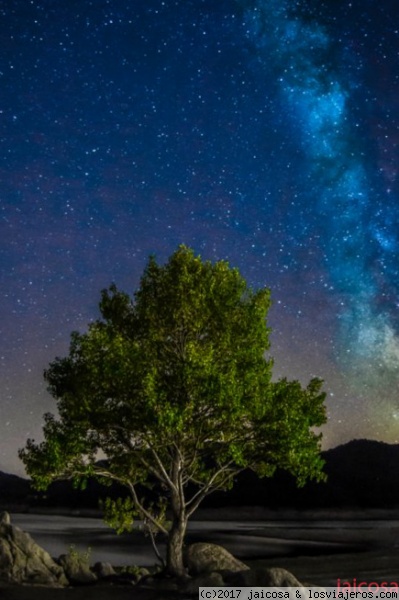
[144,437,178,493]
[174,443,186,515]
[185,461,241,517]
[77,463,170,536]
[125,480,169,535]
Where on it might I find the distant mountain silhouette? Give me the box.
[322,438,399,507]
[2,439,399,510]
[0,471,31,506]
[207,439,399,508]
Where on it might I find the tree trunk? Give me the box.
[165,515,187,578]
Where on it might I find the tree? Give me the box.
[20,245,326,578]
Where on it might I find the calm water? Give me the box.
[12,514,152,566]
[6,514,399,588]
[10,514,399,566]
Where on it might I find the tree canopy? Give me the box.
[20,245,327,576]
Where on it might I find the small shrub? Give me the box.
[66,544,91,566]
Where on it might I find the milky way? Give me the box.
[1,0,399,474]
[242,0,399,414]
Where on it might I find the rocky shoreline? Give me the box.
[2,510,399,598]
[0,511,306,598]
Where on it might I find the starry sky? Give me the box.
[1,0,399,475]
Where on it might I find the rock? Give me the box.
[0,512,10,525]
[224,567,303,587]
[92,561,116,578]
[185,543,249,576]
[59,552,97,585]
[0,513,68,586]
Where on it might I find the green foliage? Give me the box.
[66,545,91,566]
[19,245,327,573]
[100,495,169,537]
[120,564,142,578]
[100,495,169,567]
[100,496,137,535]
[140,497,170,536]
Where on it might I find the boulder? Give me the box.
[59,551,97,585]
[0,512,10,525]
[139,567,151,578]
[0,511,68,586]
[92,561,116,578]
[224,567,303,587]
[185,543,249,575]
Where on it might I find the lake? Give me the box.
[11,513,399,568]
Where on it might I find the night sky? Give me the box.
[1,0,399,475]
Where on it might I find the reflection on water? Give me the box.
[10,514,399,566]
[12,514,154,566]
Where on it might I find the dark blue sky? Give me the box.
[1,0,399,474]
